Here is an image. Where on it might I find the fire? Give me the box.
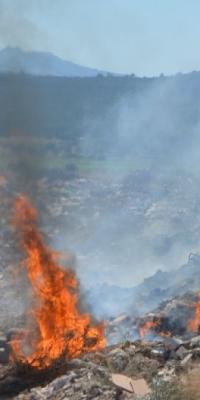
[188,293,200,333]
[11,195,106,370]
[139,319,159,338]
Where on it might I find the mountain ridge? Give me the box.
[0,47,114,77]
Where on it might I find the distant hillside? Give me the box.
[0,47,112,77]
[0,70,200,160]
[87,253,200,318]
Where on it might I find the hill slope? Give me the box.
[0,47,110,77]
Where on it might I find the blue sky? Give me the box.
[0,0,200,76]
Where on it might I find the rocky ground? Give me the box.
[1,333,200,399]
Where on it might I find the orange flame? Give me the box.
[188,293,200,333]
[139,319,159,338]
[11,195,106,370]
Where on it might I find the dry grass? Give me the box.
[180,368,200,400]
[150,368,200,400]
[150,379,181,400]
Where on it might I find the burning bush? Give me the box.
[10,195,106,370]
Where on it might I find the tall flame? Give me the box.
[188,292,200,333]
[139,320,159,338]
[11,195,106,369]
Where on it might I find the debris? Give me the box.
[111,373,134,393]
[131,378,151,397]
[111,373,151,396]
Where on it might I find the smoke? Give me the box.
[81,75,200,172]
[52,74,200,318]
[0,0,47,50]
[1,54,200,323]
[0,4,49,331]
[4,90,42,199]
[0,3,199,332]
[0,1,47,197]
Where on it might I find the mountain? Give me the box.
[0,47,112,77]
[87,253,200,319]
[132,253,200,312]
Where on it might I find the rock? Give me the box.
[157,366,176,382]
[180,353,193,366]
[33,372,77,399]
[190,347,200,358]
[163,337,184,351]
[4,337,200,399]
[67,358,87,369]
[190,335,200,347]
[151,347,170,361]
[86,383,104,398]
[109,315,130,326]
[175,345,187,360]
[126,344,136,356]
[47,372,76,391]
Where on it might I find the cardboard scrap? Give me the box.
[111,373,134,393]
[111,373,151,396]
[131,379,151,397]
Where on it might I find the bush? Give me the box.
[150,379,182,400]
[150,369,200,400]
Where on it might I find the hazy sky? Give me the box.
[0,0,200,76]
